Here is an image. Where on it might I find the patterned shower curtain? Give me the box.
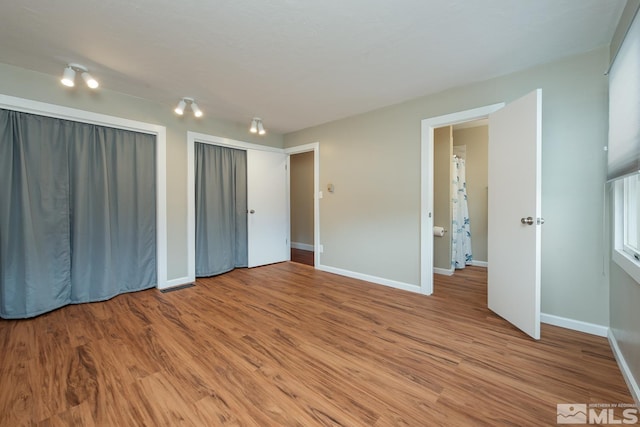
[451,156,472,269]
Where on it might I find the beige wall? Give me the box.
[433,126,452,270]
[0,62,284,281]
[453,126,488,263]
[290,151,314,246]
[285,47,610,326]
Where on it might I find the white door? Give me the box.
[247,149,289,267]
[488,89,542,339]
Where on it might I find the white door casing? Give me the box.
[187,132,292,283]
[421,103,504,295]
[247,149,289,267]
[487,89,542,340]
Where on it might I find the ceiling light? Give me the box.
[81,72,99,89]
[61,66,76,87]
[175,97,203,118]
[174,99,187,115]
[250,117,265,135]
[60,63,99,89]
[190,101,203,118]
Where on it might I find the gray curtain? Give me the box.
[195,143,247,276]
[0,109,156,319]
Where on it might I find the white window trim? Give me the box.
[613,179,640,284]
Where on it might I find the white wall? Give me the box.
[0,62,284,283]
[284,48,610,326]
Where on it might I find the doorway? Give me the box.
[187,132,290,283]
[420,103,503,295]
[289,151,315,266]
[285,142,320,268]
[432,120,489,285]
[421,90,542,339]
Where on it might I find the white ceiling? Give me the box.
[0,0,625,134]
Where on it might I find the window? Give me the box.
[623,174,640,260]
[614,174,640,283]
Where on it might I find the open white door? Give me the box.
[488,89,542,339]
[247,149,289,268]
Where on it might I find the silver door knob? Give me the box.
[521,216,534,225]
[249,209,255,214]
[537,217,545,225]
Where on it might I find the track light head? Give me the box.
[61,66,76,87]
[257,120,265,135]
[250,118,258,133]
[174,99,187,115]
[81,72,99,89]
[191,101,203,118]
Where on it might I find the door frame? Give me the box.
[0,94,168,289]
[186,132,285,283]
[285,142,320,267]
[420,103,504,295]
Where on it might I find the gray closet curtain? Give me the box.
[195,143,247,276]
[0,109,156,319]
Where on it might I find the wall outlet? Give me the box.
[319,244,324,253]
[318,191,323,199]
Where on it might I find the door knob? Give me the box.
[521,216,534,225]
[249,209,255,214]
[537,217,545,225]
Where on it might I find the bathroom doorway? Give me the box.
[432,119,489,280]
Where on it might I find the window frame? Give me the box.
[613,177,640,284]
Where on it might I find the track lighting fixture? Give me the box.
[250,117,266,135]
[60,63,99,89]
[174,97,203,118]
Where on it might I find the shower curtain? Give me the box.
[451,155,472,269]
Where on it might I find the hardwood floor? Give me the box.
[291,248,314,266]
[0,263,632,426]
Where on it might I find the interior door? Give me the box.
[247,149,289,267]
[487,89,542,339]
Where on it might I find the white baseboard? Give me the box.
[434,267,454,276]
[316,264,421,294]
[291,242,314,251]
[608,330,640,406]
[471,260,488,267]
[159,276,194,290]
[540,313,609,337]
